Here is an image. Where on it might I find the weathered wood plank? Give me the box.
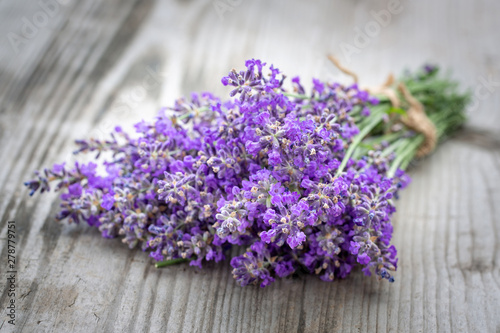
[0,0,499,332]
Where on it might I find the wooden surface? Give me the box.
[0,0,499,332]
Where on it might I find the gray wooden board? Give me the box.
[0,0,499,332]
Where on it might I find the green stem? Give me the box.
[335,105,387,177]
[381,138,405,157]
[155,258,189,268]
[399,152,414,171]
[387,135,424,177]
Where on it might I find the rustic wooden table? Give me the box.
[1,0,499,332]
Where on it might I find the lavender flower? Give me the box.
[25,59,469,287]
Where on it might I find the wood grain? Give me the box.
[0,0,499,332]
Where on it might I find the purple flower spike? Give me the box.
[27,59,467,287]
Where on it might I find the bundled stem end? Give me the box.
[328,56,469,170]
[330,63,470,178]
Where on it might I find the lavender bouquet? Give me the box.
[25,59,469,287]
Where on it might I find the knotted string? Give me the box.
[327,55,359,84]
[327,55,437,157]
[396,82,437,157]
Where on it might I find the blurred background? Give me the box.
[0,1,499,332]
